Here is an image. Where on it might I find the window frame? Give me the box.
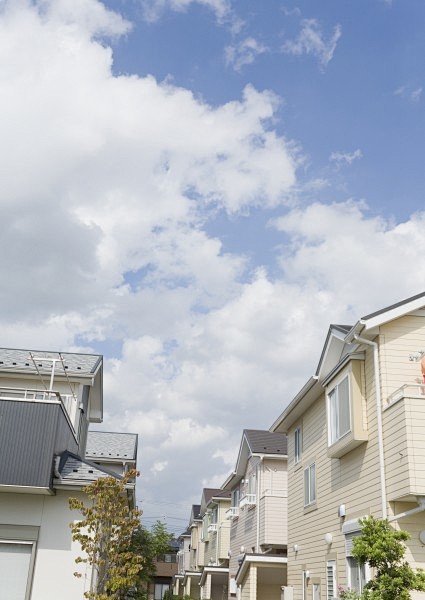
[0,539,37,600]
[304,462,316,507]
[327,373,351,446]
[326,559,337,600]
[294,426,302,465]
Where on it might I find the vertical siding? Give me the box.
[0,400,76,487]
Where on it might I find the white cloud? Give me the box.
[282,18,342,70]
[394,84,423,103]
[140,0,231,23]
[329,149,363,167]
[225,37,268,72]
[2,0,425,535]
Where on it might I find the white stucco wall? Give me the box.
[0,490,92,600]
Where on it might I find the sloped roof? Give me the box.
[56,450,122,484]
[0,348,102,377]
[361,290,425,321]
[244,429,287,455]
[222,429,288,489]
[86,431,138,461]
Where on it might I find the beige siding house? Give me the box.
[271,292,425,600]
[199,488,231,600]
[222,430,288,600]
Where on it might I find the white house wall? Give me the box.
[0,490,92,600]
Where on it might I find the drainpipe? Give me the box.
[353,335,387,519]
[256,458,263,553]
[389,497,425,522]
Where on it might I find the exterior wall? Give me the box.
[287,345,383,600]
[240,566,256,600]
[258,457,287,547]
[0,490,92,600]
[228,455,288,595]
[379,315,425,400]
[286,314,425,600]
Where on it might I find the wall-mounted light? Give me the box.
[338,504,346,518]
[324,533,333,545]
[293,544,298,554]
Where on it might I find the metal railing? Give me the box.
[225,506,239,519]
[387,383,425,407]
[0,386,78,428]
[239,493,256,508]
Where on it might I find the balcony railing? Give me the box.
[387,383,425,406]
[0,387,78,429]
[225,506,239,519]
[207,523,217,533]
[239,494,256,508]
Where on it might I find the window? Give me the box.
[154,582,170,600]
[346,531,368,593]
[231,487,240,507]
[328,375,351,444]
[304,462,316,507]
[326,560,337,600]
[294,427,302,464]
[347,557,367,593]
[0,541,34,600]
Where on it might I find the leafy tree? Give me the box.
[340,515,425,600]
[130,521,175,599]
[69,470,143,600]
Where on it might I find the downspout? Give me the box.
[354,335,387,519]
[256,458,263,553]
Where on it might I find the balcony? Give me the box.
[225,506,239,519]
[0,387,78,429]
[207,523,218,533]
[239,494,256,508]
[0,387,79,490]
[384,384,425,502]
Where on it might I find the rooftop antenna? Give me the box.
[29,353,62,391]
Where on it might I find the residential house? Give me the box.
[271,292,425,600]
[199,488,231,600]
[222,429,288,600]
[175,525,192,597]
[148,538,179,600]
[175,504,203,599]
[0,348,137,600]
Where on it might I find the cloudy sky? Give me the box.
[2,0,425,533]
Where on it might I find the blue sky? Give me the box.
[2,0,425,533]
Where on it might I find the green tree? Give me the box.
[69,470,143,600]
[340,515,425,600]
[130,521,175,599]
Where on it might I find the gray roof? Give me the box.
[57,451,122,483]
[361,290,425,321]
[86,431,138,461]
[244,429,287,455]
[0,348,102,377]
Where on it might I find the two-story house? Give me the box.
[222,429,288,600]
[174,504,204,599]
[199,488,231,600]
[0,347,137,600]
[271,292,425,600]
